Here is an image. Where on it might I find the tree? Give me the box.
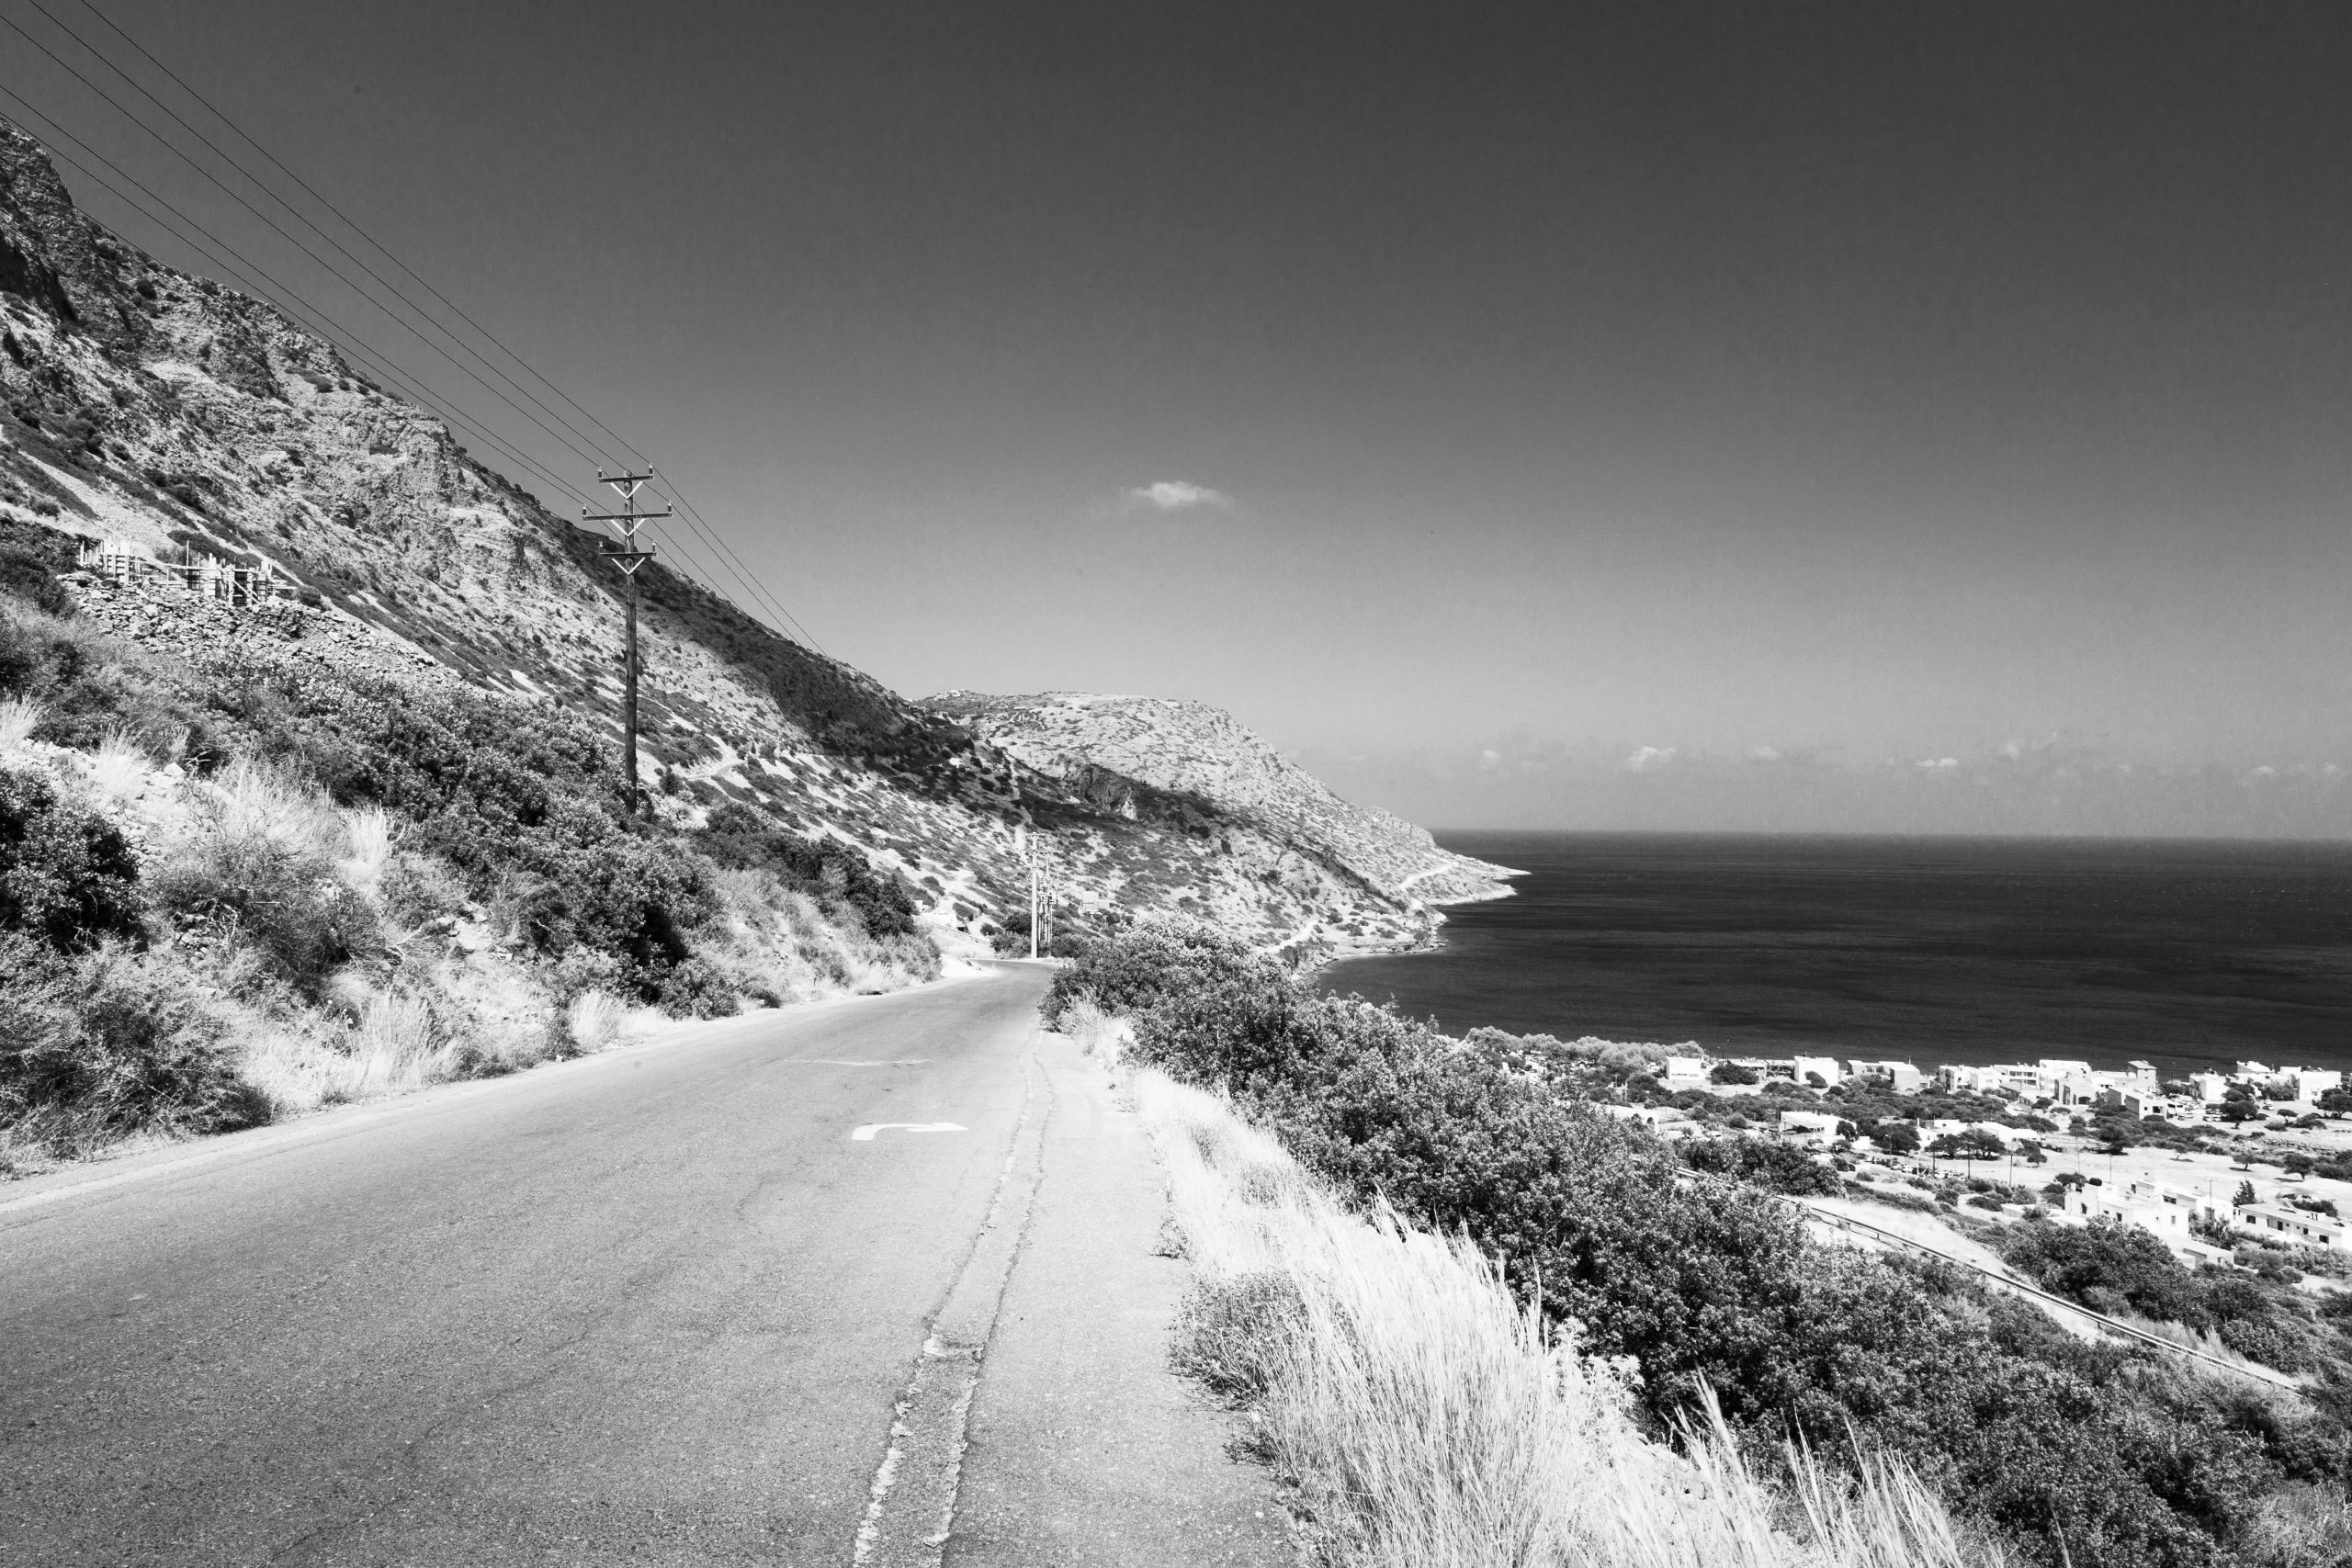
[2218,1099,2262,1124]
[1873,1122,1920,1156]
[2283,1152,2315,1179]
[2234,1179,2258,1208]
[2318,1087,2352,1116]
[1928,1129,2007,1162]
[1805,1071,1828,1089]
[1710,1062,1759,1086]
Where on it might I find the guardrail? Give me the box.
[1682,1170,2301,1390]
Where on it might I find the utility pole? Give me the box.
[583,470,672,817]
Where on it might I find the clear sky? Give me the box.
[6,1,2348,832]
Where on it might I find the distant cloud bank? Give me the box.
[1296,738,2352,839]
[1125,479,1232,513]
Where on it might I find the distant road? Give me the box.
[0,965,1054,1566]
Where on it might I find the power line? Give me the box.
[0,6,632,483]
[0,87,594,511]
[0,86,767,616]
[74,0,654,468]
[1,15,828,654]
[51,0,832,657]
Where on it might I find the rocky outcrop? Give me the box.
[0,113,1491,957]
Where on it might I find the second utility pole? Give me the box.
[584,470,672,817]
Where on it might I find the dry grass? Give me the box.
[1135,1069,1999,1568]
[337,806,394,897]
[698,868,943,1007]
[197,755,345,861]
[0,695,42,751]
[1057,996,1127,1060]
[85,727,151,804]
[237,973,469,1112]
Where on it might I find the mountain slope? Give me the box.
[925,691,1518,908]
[0,113,1487,958]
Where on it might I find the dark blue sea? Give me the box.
[1320,833,2352,1081]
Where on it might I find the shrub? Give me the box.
[1684,1134,1840,1196]
[1170,1270,1306,1402]
[697,802,917,938]
[0,768,144,949]
[0,544,73,616]
[657,955,737,1019]
[1055,921,2297,1568]
[150,783,378,997]
[0,938,264,1149]
[499,828,718,997]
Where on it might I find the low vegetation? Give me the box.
[1051,918,2352,1568]
[1134,1062,1988,1568]
[0,551,939,1173]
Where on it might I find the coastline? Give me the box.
[1315,831,2352,1075]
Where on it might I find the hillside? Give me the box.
[0,112,1488,965]
[925,690,1518,908]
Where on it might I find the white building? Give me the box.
[2189,1073,2230,1103]
[1791,1055,1841,1088]
[2064,1179,2232,1260]
[1662,1056,1707,1090]
[2065,1180,2192,1242]
[1779,1110,1844,1142]
[2274,1066,2341,1100]
[1848,1059,1924,1094]
[2237,1203,2347,1250]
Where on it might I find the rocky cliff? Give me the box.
[0,114,1490,957]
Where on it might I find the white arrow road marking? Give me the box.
[851,1122,967,1142]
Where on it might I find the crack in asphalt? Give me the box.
[849,1027,1054,1568]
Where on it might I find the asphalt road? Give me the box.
[0,964,1055,1567]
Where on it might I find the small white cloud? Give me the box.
[1125,480,1232,513]
[1915,757,1960,771]
[1624,745,1679,773]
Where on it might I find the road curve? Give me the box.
[1,963,1053,1567]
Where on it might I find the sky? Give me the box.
[4,0,2348,833]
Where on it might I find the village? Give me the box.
[1611,1049,2352,1269]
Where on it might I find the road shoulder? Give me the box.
[945,1032,1290,1567]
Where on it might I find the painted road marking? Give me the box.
[780,1059,931,1066]
[851,1122,967,1142]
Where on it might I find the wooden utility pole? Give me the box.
[583,470,671,816]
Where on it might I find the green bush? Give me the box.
[0,769,144,949]
[656,955,737,1019]
[0,937,264,1149]
[499,822,719,997]
[0,544,73,616]
[697,802,917,938]
[150,829,376,996]
[1684,1134,1840,1196]
[1057,921,2307,1568]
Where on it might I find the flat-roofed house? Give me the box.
[2237,1204,2348,1250]
[1662,1055,1708,1089]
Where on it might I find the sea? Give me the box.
[1320,832,2352,1082]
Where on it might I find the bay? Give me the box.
[1321,832,2352,1082]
